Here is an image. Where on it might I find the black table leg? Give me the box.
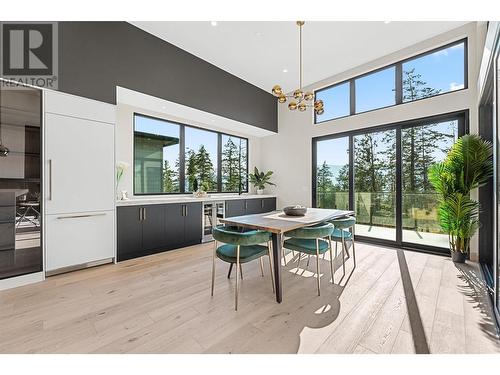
[271,232,282,303]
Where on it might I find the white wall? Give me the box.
[115,103,262,197]
[260,22,486,259]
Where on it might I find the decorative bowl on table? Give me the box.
[283,205,307,216]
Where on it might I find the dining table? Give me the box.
[220,207,355,303]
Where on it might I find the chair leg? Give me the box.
[268,241,275,293]
[235,245,240,311]
[227,263,233,279]
[306,255,310,268]
[211,240,217,296]
[341,232,346,276]
[328,238,334,285]
[239,264,243,280]
[315,239,321,296]
[296,252,302,273]
[352,226,357,267]
[259,257,264,277]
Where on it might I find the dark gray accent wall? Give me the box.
[57,22,277,132]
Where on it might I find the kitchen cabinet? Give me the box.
[224,199,246,218]
[44,90,115,274]
[117,202,202,261]
[46,212,114,273]
[225,197,276,217]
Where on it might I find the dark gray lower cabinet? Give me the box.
[225,197,276,218]
[117,202,202,261]
[225,199,246,218]
[116,206,143,261]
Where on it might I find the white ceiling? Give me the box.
[131,21,469,93]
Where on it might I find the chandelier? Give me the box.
[271,21,324,115]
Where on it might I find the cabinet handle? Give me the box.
[245,201,248,210]
[57,213,106,220]
[261,199,264,209]
[143,207,146,221]
[185,205,188,216]
[139,208,143,221]
[48,159,53,201]
[181,205,185,217]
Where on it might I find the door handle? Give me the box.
[48,159,52,201]
[56,213,107,220]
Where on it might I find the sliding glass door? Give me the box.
[312,111,466,253]
[353,130,396,241]
[401,120,459,248]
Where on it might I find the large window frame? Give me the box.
[312,110,468,255]
[133,112,249,196]
[314,38,468,124]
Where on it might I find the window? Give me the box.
[185,127,217,192]
[314,39,467,124]
[221,134,248,192]
[402,42,465,102]
[133,114,249,195]
[355,67,396,113]
[315,82,350,122]
[134,115,180,194]
[312,111,467,253]
[314,137,349,210]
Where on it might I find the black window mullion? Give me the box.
[350,79,356,115]
[311,139,317,207]
[395,127,403,245]
[348,135,354,211]
[395,63,403,105]
[179,125,186,193]
[217,133,222,192]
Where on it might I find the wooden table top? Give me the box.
[220,208,354,234]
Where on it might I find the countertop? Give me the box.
[115,194,277,206]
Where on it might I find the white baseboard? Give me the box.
[0,272,45,291]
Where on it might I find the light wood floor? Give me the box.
[0,241,498,354]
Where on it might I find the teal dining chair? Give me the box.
[282,222,334,296]
[211,225,274,311]
[328,216,357,276]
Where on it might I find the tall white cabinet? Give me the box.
[44,91,115,274]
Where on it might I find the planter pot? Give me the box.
[256,189,264,195]
[451,251,466,263]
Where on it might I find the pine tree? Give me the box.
[316,161,334,208]
[162,160,178,192]
[196,145,216,191]
[186,149,198,191]
[221,137,240,191]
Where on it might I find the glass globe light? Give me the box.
[298,102,307,112]
[272,85,283,96]
[278,94,287,103]
[304,91,314,101]
[293,89,304,100]
[288,101,297,110]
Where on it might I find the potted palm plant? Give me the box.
[429,134,493,263]
[249,167,276,195]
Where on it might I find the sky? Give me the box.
[316,42,465,122]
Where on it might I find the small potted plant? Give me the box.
[429,134,493,263]
[249,167,276,195]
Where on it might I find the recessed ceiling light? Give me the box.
[282,68,288,73]
[255,32,262,37]
[210,21,218,27]
[384,21,391,24]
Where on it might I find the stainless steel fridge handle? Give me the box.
[56,213,107,220]
[48,159,52,201]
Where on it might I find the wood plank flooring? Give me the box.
[0,242,498,354]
